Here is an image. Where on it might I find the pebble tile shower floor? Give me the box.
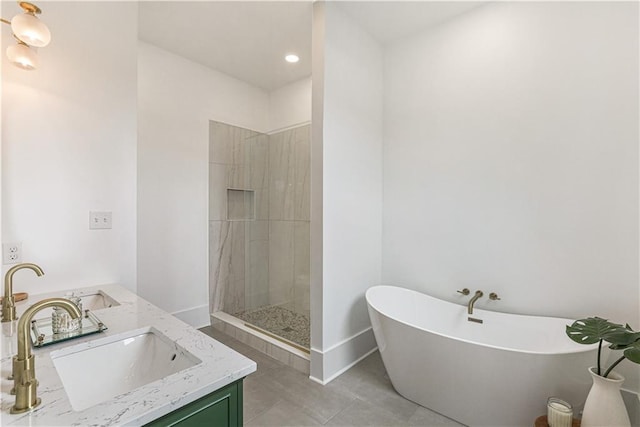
[234,305,310,349]
[199,326,463,426]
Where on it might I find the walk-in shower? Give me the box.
[209,121,310,350]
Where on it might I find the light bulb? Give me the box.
[11,12,51,47]
[6,43,39,70]
[285,54,299,63]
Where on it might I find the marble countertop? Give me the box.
[1,284,256,426]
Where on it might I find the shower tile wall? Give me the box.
[209,121,310,319]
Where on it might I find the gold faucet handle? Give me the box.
[457,288,470,296]
[489,292,501,301]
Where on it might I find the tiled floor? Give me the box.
[199,326,463,426]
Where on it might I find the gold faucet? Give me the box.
[11,297,81,414]
[467,290,484,315]
[2,263,44,322]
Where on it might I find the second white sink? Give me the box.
[78,291,120,311]
[51,327,201,411]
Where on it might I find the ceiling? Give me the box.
[138,2,313,91]
[138,1,484,92]
[337,1,485,45]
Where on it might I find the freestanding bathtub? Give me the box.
[366,285,598,427]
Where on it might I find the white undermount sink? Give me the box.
[78,290,120,311]
[31,290,120,321]
[51,327,201,411]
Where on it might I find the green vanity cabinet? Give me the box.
[144,379,244,427]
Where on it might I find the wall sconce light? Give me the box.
[1,1,51,70]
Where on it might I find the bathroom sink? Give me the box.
[51,327,201,411]
[77,291,120,311]
[30,290,119,321]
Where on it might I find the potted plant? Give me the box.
[566,317,640,427]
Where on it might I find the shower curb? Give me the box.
[210,312,310,375]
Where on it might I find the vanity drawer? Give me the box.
[145,379,243,427]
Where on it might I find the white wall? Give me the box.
[1,2,138,295]
[311,2,383,383]
[137,42,270,327]
[383,1,639,384]
[269,77,312,133]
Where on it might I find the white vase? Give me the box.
[581,367,630,427]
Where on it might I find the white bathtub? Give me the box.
[366,285,597,427]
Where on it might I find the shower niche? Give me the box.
[209,120,311,361]
[227,189,255,221]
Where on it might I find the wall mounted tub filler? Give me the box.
[467,290,483,315]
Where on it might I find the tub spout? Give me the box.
[467,290,483,315]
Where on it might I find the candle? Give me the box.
[547,397,573,427]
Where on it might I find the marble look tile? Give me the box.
[290,355,311,375]
[209,121,233,164]
[294,124,311,143]
[227,164,246,189]
[209,220,231,313]
[268,221,295,306]
[224,279,245,314]
[201,325,277,375]
[294,127,310,221]
[209,220,245,313]
[245,238,269,311]
[229,221,245,283]
[248,134,269,190]
[227,189,254,221]
[293,221,310,314]
[269,130,296,220]
[210,319,235,339]
[255,187,269,220]
[230,125,247,165]
[245,333,268,354]
[209,121,249,165]
[266,342,294,367]
[247,220,269,242]
[292,297,310,318]
[209,163,227,220]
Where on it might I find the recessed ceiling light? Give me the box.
[285,54,299,63]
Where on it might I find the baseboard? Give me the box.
[171,304,210,328]
[309,326,377,385]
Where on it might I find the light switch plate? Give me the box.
[89,211,112,229]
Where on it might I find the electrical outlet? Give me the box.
[89,211,112,229]
[2,242,22,265]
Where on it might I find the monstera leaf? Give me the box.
[607,325,640,349]
[566,317,628,345]
[624,341,640,364]
[567,317,640,378]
